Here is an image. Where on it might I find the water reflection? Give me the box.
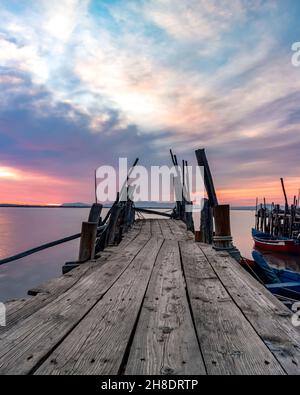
[231,210,300,272]
[0,208,92,301]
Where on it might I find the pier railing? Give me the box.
[1,148,232,273]
[0,151,195,273]
[195,149,241,262]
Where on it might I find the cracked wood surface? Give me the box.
[0,219,299,375]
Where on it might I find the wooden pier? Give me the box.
[1,149,300,376]
[1,218,300,375]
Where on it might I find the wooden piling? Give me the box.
[88,203,103,224]
[213,204,233,250]
[195,149,218,208]
[106,204,123,246]
[195,230,201,242]
[78,222,98,263]
[200,198,213,244]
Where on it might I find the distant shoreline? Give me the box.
[0,204,256,211]
[0,204,93,209]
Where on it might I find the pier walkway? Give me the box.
[0,219,300,375]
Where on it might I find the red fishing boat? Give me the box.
[252,228,300,254]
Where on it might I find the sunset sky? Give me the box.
[1,0,300,205]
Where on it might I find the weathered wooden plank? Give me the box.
[199,244,300,375]
[161,219,192,242]
[28,221,143,296]
[2,218,298,376]
[165,219,191,241]
[136,208,172,218]
[180,240,285,375]
[150,219,163,237]
[157,220,173,240]
[35,237,164,375]
[169,220,195,240]
[161,220,177,241]
[0,222,152,374]
[125,240,206,375]
[0,222,144,336]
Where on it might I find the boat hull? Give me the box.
[252,228,300,253]
[254,238,300,253]
[241,251,300,302]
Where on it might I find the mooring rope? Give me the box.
[0,222,108,267]
[0,233,81,266]
[242,258,300,302]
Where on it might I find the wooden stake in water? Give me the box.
[280,178,289,211]
[78,222,98,263]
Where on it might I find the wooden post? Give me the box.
[106,203,123,246]
[195,149,218,208]
[78,222,98,263]
[263,198,268,233]
[281,178,289,212]
[255,205,260,231]
[274,205,280,236]
[200,198,213,244]
[290,204,296,238]
[270,209,274,236]
[88,203,103,224]
[213,205,233,250]
[123,200,132,233]
[259,205,264,232]
[184,202,195,232]
[195,230,201,242]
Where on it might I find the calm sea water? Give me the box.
[0,208,299,302]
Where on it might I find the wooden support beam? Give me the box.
[214,205,231,237]
[88,203,103,224]
[78,222,98,263]
[195,149,218,207]
[200,198,213,244]
[280,178,289,211]
[135,207,172,218]
[213,204,233,250]
[195,230,201,242]
[107,204,123,246]
[169,149,176,166]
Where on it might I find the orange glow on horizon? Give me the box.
[1,164,300,207]
[0,201,62,206]
[0,164,94,205]
[217,177,300,206]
